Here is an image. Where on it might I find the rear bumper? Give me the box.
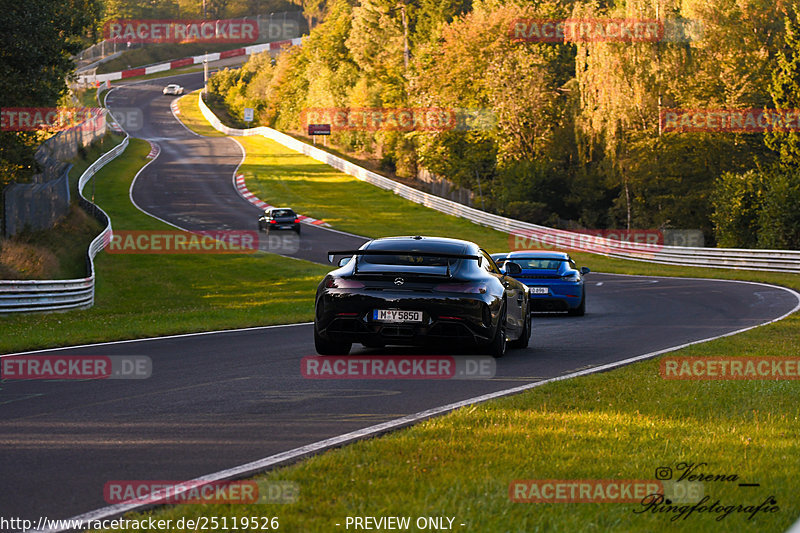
[315,290,499,346]
[259,222,300,231]
[520,281,584,311]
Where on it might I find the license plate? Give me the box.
[529,287,549,295]
[280,225,292,229]
[373,309,423,323]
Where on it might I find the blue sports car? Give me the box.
[501,250,590,316]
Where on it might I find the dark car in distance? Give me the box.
[258,207,301,234]
[314,236,531,357]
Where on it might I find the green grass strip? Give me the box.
[0,137,329,353]
[88,84,800,533]
[233,130,796,288]
[93,311,800,533]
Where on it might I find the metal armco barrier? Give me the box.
[198,94,800,273]
[0,129,128,313]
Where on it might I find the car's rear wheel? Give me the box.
[568,293,586,316]
[314,326,351,355]
[509,310,531,349]
[486,303,507,358]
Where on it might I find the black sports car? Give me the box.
[258,207,301,233]
[314,236,531,357]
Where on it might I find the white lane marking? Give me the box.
[1,322,313,357]
[101,83,183,232]
[24,281,800,532]
[127,137,187,231]
[596,282,603,286]
[106,84,365,267]
[141,136,178,142]
[169,95,201,137]
[47,82,800,530]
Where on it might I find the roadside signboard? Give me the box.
[308,123,331,135]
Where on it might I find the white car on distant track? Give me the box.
[163,84,184,95]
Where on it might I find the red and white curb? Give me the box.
[170,100,180,116]
[146,142,160,159]
[78,37,303,85]
[106,110,124,133]
[234,173,329,227]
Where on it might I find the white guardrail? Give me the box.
[0,115,128,313]
[197,95,800,274]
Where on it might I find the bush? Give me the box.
[711,170,765,248]
[758,170,800,249]
[712,167,800,249]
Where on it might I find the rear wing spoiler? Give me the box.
[327,249,483,276]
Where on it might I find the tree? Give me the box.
[766,2,800,167]
[289,0,328,30]
[710,170,764,248]
[103,0,178,21]
[757,168,800,248]
[0,0,101,189]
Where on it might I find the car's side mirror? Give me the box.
[337,257,351,267]
[580,267,590,275]
[503,262,522,275]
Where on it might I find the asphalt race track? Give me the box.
[1,73,797,525]
[105,71,367,263]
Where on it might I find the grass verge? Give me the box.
[0,134,121,280]
[0,208,102,280]
[97,313,800,532]
[176,92,226,137]
[0,136,330,354]
[87,80,800,533]
[229,128,795,288]
[180,94,795,286]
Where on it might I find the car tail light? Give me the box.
[294,218,300,223]
[325,277,365,289]
[561,273,581,282]
[433,282,487,294]
[269,219,277,224]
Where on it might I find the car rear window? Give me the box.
[360,243,468,267]
[360,253,459,267]
[512,258,566,269]
[272,209,295,217]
